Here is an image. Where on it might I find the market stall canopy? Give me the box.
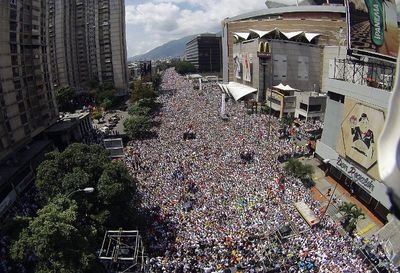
[218,82,257,101]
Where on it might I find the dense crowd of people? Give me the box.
[0,186,39,273]
[123,68,396,272]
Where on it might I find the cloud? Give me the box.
[125,0,267,56]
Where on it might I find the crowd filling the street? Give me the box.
[122,68,397,273]
[0,68,397,273]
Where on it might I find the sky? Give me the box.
[124,0,271,57]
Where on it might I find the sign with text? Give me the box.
[346,0,399,60]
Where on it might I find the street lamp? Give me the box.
[67,187,95,198]
[322,158,339,217]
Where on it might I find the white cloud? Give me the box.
[125,0,267,56]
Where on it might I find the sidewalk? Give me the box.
[300,157,384,237]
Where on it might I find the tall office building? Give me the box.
[185,34,222,73]
[0,0,58,162]
[47,0,129,95]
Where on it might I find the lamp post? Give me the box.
[322,158,338,217]
[67,187,95,198]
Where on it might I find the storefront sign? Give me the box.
[336,157,375,192]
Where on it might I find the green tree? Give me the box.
[152,73,162,91]
[35,144,137,229]
[91,111,103,122]
[174,60,196,75]
[128,103,151,117]
[101,98,113,110]
[55,85,74,112]
[339,202,365,235]
[96,88,115,108]
[11,195,97,273]
[130,80,157,103]
[123,115,152,139]
[284,158,315,188]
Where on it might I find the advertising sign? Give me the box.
[346,0,398,59]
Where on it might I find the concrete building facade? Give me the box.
[316,46,396,223]
[0,0,58,163]
[0,0,58,216]
[222,5,347,83]
[47,0,129,95]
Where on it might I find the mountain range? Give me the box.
[128,34,196,62]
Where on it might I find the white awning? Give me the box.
[273,83,298,91]
[219,82,257,101]
[233,32,250,40]
[249,29,276,38]
[304,33,321,42]
[280,31,304,39]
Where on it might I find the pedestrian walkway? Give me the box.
[301,157,384,237]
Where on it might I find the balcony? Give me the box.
[330,58,395,91]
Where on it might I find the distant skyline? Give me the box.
[124,0,271,57]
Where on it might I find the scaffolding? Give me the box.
[98,230,148,273]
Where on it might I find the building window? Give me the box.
[300,103,308,111]
[308,104,322,112]
[328,91,345,104]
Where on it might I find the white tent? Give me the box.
[233,32,250,40]
[249,28,276,38]
[280,31,304,39]
[219,82,257,101]
[273,83,298,91]
[304,33,321,42]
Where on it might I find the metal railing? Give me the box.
[331,58,396,91]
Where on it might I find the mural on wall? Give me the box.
[243,54,252,82]
[233,54,242,79]
[336,99,385,179]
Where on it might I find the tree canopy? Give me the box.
[35,143,137,228]
[15,143,139,272]
[130,80,157,103]
[173,60,196,75]
[339,202,365,235]
[11,195,97,273]
[284,158,315,188]
[123,114,152,139]
[55,85,74,112]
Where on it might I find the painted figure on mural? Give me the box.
[349,113,375,159]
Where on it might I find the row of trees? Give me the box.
[10,144,138,273]
[55,82,118,113]
[123,79,160,139]
[155,60,196,75]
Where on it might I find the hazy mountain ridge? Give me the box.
[128,35,196,62]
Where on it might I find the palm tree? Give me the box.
[339,202,365,235]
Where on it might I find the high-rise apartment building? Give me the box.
[47,0,129,95]
[0,0,58,162]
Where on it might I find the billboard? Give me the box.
[242,54,252,82]
[336,98,385,180]
[233,53,242,79]
[346,0,399,60]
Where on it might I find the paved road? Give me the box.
[93,109,129,136]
